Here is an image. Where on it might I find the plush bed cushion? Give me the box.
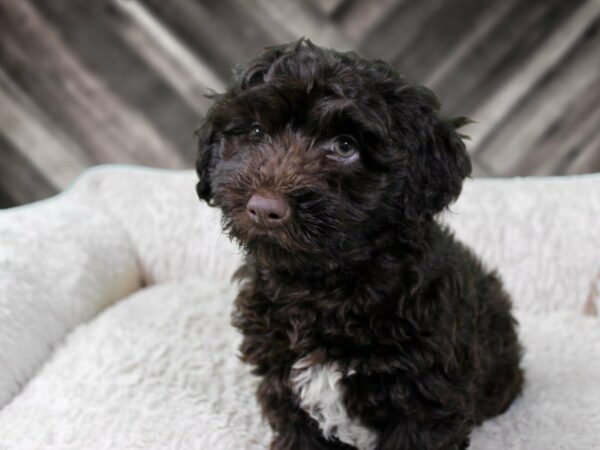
[1,167,599,449]
[0,280,598,450]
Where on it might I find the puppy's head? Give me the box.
[196,39,471,270]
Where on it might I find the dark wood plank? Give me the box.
[334,0,399,43]
[304,0,349,18]
[0,187,17,209]
[358,0,445,64]
[246,0,351,50]
[565,133,600,174]
[558,141,600,175]
[0,132,58,208]
[554,74,600,176]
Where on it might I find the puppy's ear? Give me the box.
[195,116,217,206]
[409,111,472,217]
[384,83,472,218]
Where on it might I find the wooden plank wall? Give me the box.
[0,0,599,208]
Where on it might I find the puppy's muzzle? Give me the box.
[246,192,290,227]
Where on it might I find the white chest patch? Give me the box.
[290,356,378,450]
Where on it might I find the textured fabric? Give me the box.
[0,281,263,450]
[445,175,600,314]
[0,166,599,449]
[0,188,141,407]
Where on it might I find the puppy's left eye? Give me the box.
[249,124,266,139]
[332,136,359,159]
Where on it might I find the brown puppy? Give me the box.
[196,39,523,450]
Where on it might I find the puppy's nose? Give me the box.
[247,192,289,226]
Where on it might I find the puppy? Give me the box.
[196,39,523,450]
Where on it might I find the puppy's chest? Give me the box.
[290,355,379,450]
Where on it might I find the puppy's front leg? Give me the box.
[270,424,356,450]
[375,415,471,450]
[257,372,354,450]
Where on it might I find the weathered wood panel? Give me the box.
[0,0,187,168]
[478,14,600,176]
[29,0,203,160]
[470,0,600,175]
[141,0,291,81]
[0,67,89,187]
[0,0,598,207]
[336,0,399,42]
[445,0,586,113]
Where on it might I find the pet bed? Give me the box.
[0,166,599,449]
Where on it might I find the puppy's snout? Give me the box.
[247,192,290,226]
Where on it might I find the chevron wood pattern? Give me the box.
[0,0,599,207]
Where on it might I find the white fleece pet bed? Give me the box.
[0,166,599,449]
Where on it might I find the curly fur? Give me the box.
[195,39,523,450]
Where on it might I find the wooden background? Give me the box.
[1,0,599,208]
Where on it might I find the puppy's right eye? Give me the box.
[328,135,359,162]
